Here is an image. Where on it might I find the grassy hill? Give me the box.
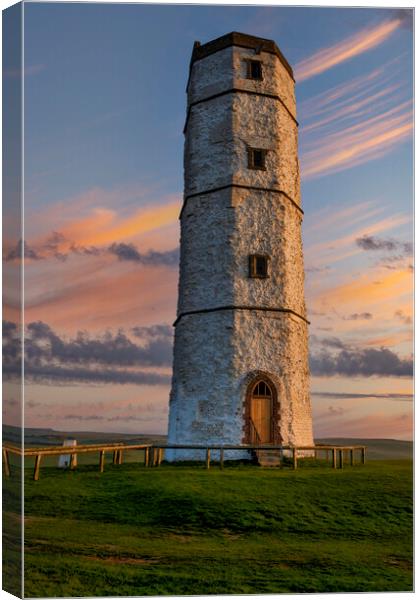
[3,458,413,596]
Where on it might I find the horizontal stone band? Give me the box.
[180,183,303,219]
[184,87,298,133]
[173,305,310,326]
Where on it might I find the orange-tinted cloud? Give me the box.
[314,411,412,440]
[314,268,412,310]
[301,84,402,134]
[306,213,411,258]
[298,64,391,119]
[301,104,413,179]
[295,18,402,82]
[33,201,180,252]
[24,253,178,332]
[304,201,381,236]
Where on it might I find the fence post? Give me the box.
[350,449,354,466]
[338,449,343,469]
[332,448,337,469]
[113,450,118,465]
[157,448,163,466]
[293,448,297,470]
[361,447,366,464]
[3,449,10,478]
[220,448,224,469]
[70,453,77,470]
[99,450,105,473]
[144,447,149,467]
[206,448,211,469]
[34,454,42,481]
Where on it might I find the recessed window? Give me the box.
[248,147,267,170]
[247,60,263,80]
[252,381,271,397]
[249,254,269,278]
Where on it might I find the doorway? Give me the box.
[249,380,274,444]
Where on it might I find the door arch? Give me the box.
[243,374,281,445]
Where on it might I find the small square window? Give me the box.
[249,255,269,278]
[248,147,267,170]
[247,60,263,80]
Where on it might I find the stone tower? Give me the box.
[167,32,314,459]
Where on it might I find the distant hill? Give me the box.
[3,424,166,447]
[316,438,412,460]
[3,426,412,460]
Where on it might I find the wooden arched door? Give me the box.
[249,380,274,444]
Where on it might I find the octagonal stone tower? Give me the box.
[167,32,314,459]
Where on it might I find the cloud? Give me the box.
[310,346,412,377]
[3,320,174,386]
[314,411,412,439]
[301,103,413,179]
[299,62,396,120]
[299,52,413,181]
[301,83,402,135]
[55,201,179,248]
[395,310,412,325]
[306,265,331,274]
[26,320,173,367]
[356,235,412,254]
[4,240,41,261]
[313,268,412,309]
[61,413,160,423]
[328,405,344,416]
[394,9,413,30]
[5,235,180,268]
[295,18,402,82]
[108,243,179,266]
[355,235,413,272]
[2,321,21,369]
[20,365,171,386]
[312,391,413,401]
[63,414,105,421]
[312,336,346,350]
[343,313,373,321]
[306,213,411,261]
[304,200,382,236]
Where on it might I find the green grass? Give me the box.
[5,459,413,596]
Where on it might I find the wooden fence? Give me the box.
[2,442,366,481]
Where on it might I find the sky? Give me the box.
[3,2,414,439]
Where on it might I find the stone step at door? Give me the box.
[256,449,282,467]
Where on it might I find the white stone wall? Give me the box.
[185,50,299,202]
[188,47,235,104]
[230,189,305,315]
[188,46,296,119]
[177,189,235,314]
[167,37,314,459]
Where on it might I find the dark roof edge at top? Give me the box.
[190,32,294,81]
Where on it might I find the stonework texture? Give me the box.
[167,34,314,460]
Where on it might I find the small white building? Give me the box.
[167,32,314,460]
[58,439,77,468]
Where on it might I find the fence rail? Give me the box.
[2,442,366,481]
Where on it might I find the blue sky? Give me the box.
[3,2,413,438]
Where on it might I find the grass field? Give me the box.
[4,457,412,597]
